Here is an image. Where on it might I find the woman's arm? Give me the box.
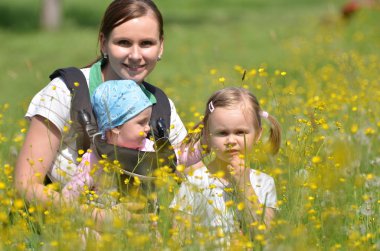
[15,115,62,206]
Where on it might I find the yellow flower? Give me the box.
[365,127,375,135]
[366,173,374,180]
[237,202,245,211]
[150,214,159,222]
[0,212,8,223]
[50,241,58,247]
[225,200,234,207]
[214,170,225,178]
[257,224,266,231]
[176,164,185,172]
[14,199,24,209]
[351,124,358,134]
[255,234,265,241]
[216,227,225,238]
[312,156,321,164]
[133,177,141,186]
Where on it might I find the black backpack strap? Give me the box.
[142,82,171,139]
[49,67,97,152]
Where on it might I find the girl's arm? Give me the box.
[62,152,96,202]
[15,115,62,206]
[228,158,275,227]
[175,141,203,167]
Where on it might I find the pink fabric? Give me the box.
[140,138,155,152]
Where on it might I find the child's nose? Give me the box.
[145,124,151,133]
[225,135,237,145]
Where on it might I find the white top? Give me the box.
[170,166,277,232]
[26,68,187,185]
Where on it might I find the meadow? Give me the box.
[1,0,380,250]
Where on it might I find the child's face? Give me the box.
[206,105,260,164]
[115,107,152,149]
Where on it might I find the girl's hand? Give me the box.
[227,156,250,186]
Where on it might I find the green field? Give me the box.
[1,0,380,250]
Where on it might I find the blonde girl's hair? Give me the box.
[183,87,281,155]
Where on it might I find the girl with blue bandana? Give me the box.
[62,80,155,203]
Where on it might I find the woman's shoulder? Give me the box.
[45,66,91,90]
[79,67,91,83]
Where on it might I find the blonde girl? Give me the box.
[170,87,281,240]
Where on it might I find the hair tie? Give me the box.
[208,101,215,113]
[260,111,269,118]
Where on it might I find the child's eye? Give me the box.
[139,119,150,126]
[236,131,247,136]
[215,131,228,136]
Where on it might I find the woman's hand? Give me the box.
[15,116,62,205]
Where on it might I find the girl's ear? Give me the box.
[111,127,120,135]
[106,128,119,145]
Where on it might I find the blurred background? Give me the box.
[3,0,378,114]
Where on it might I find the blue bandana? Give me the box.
[92,80,153,136]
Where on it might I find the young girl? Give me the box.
[62,79,154,206]
[170,87,281,240]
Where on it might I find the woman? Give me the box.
[15,0,188,214]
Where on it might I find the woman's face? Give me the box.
[101,13,163,84]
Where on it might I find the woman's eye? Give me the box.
[118,40,131,46]
[140,41,153,47]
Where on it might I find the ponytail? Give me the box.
[261,113,281,154]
